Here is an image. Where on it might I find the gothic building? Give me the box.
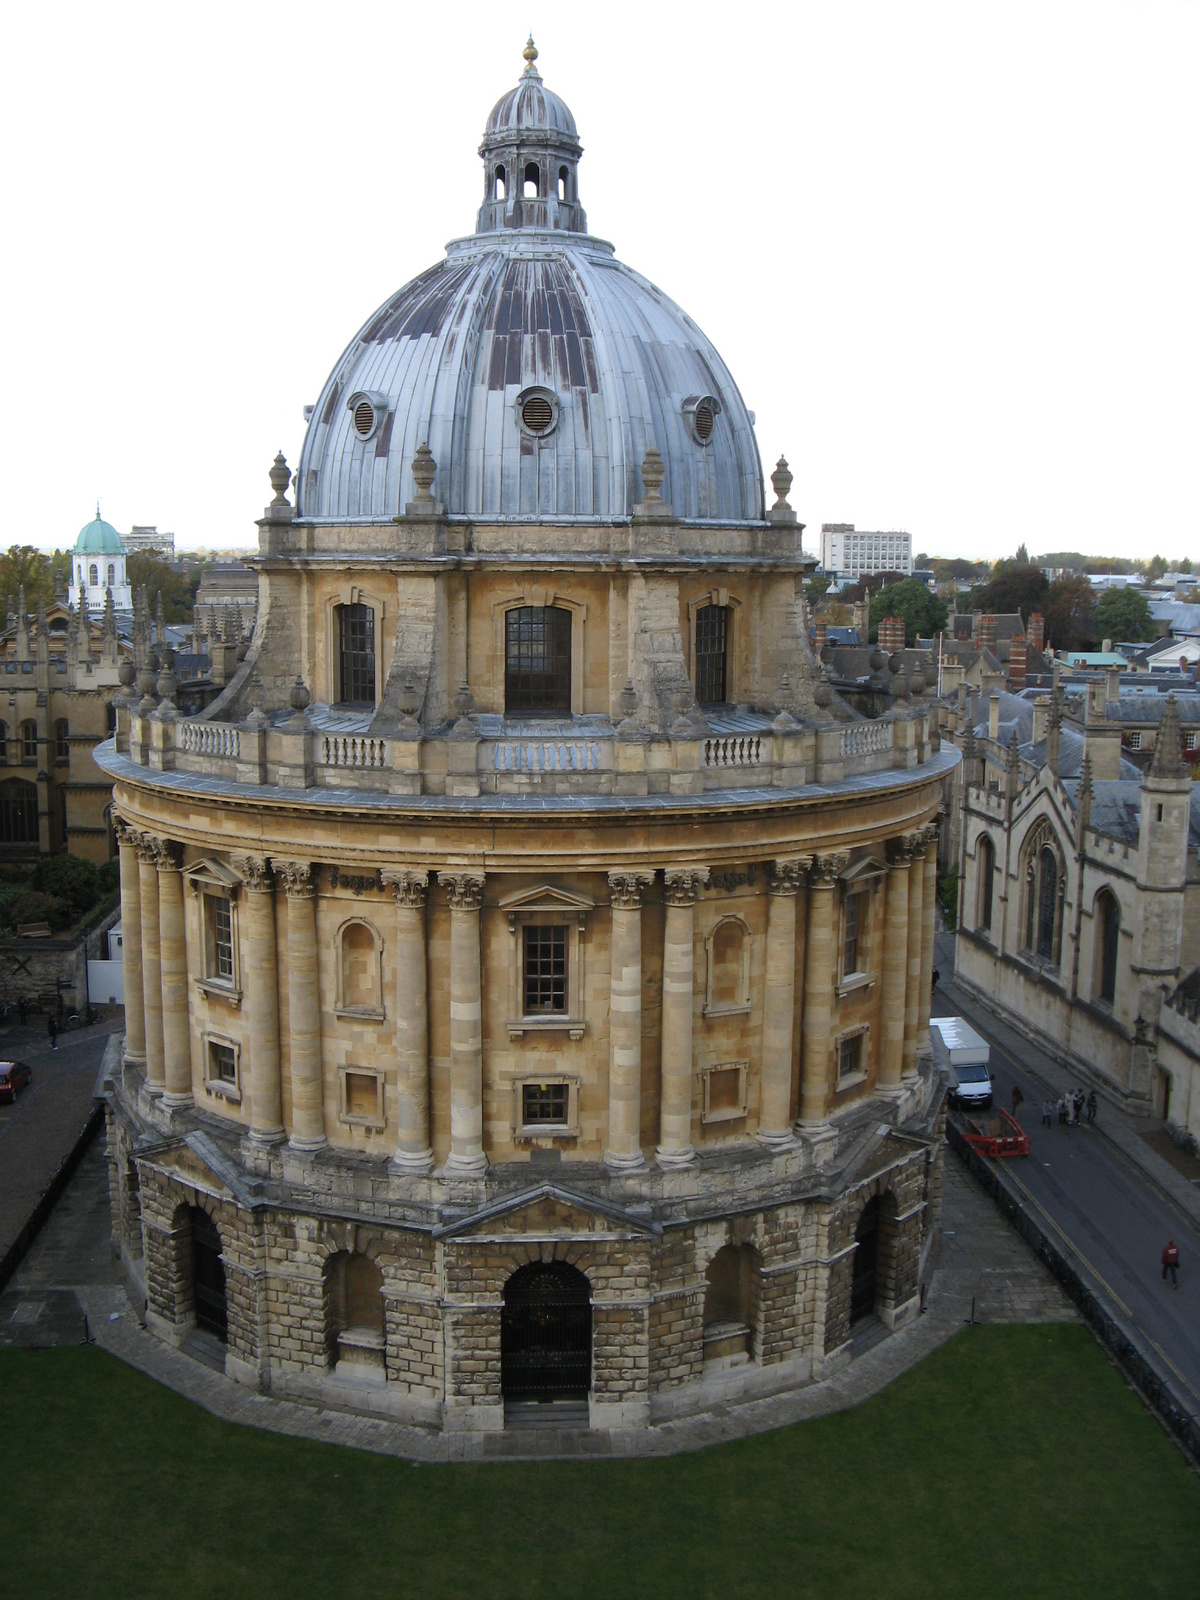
[101,44,955,1430]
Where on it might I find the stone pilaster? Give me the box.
[383,869,433,1172]
[113,817,145,1067]
[799,853,848,1126]
[136,833,165,1096]
[879,835,919,1091]
[759,857,807,1147]
[903,834,927,1079]
[439,871,487,1176]
[277,861,324,1152]
[917,824,939,1048]
[656,866,708,1167]
[605,870,654,1170]
[233,855,284,1145]
[156,840,191,1108]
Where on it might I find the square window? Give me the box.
[523,924,567,1015]
[521,1081,569,1126]
[838,1033,863,1080]
[345,1071,378,1118]
[208,1041,237,1085]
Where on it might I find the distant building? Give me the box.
[194,561,257,638]
[69,510,132,612]
[819,523,912,581]
[123,526,175,559]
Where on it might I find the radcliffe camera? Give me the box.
[1,11,1198,1599]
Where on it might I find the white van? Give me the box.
[929,1017,993,1110]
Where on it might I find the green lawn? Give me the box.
[4,1324,1197,1599]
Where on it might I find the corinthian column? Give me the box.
[759,858,806,1147]
[382,868,433,1172]
[605,870,654,1170]
[799,853,848,1126]
[439,871,487,1176]
[113,818,145,1067]
[234,855,284,1145]
[277,862,324,1152]
[136,834,165,1096]
[903,833,927,1079]
[157,840,191,1108]
[656,866,708,1167]
[879,835,918,1091]
[918,823,939,1046]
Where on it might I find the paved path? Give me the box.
[0,1018,119,1262]
[0,1133,1072,1461]
[940,929,1200,1416]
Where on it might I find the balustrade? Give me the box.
[841,722,890,758]
[319,734,388,769]
[178,721,241,759]
[704,734,762,768]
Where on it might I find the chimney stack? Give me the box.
[814,619,828,653]
[1028,612,1045,653]
[878,615,906,655]
[978,614,997,660]
[988,692,1001,743]
[1008,632,1027,692]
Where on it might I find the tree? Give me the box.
[971,565,1050,620]
[1094,586,1156,643]
[0,545,54,609]
[841,570,906,605]
[805,573,831,605]
[1145,554,1168,583]
[127,553,200,624]
[1013,543,1030,566]
[1043,573,1096,652]
[868,579,948,646]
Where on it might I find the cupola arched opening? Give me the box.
[558,164,569,200]
[494,164,506,200]
[523,161,540,198]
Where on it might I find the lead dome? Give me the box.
[297,42,763,525]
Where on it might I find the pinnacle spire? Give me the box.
[1150,692,1187,778]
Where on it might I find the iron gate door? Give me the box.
[191,1209,228,1341]
[501,1261,591,1399]
[851,1198,880,1324]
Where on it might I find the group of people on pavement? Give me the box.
[1038,1089,1096,1128]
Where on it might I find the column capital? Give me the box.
[382,867,429,907]
[153,838,183,872]
[440,870,485,911]
[608,869,655,909]
[662,866,709,906]
[112,814,139,849]
[275,860,316,899]
[808,852,849,886]
[232,854,274,892]
[921,821,941,848]
[887,832,924,867]
[768,857,810,896]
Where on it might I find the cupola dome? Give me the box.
[74,507,125,555]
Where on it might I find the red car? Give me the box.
[0,1061,32,1103]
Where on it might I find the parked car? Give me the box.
[0,1061,32,1103]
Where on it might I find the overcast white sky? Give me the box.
[2,1,1197,561]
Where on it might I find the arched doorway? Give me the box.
[501,1260,591,1400]
[189,1207,227,1341]
[851,1197,880,1324]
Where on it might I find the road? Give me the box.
[935,932,1200,1416]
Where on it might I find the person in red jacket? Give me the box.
[1162,1240,1180,1288]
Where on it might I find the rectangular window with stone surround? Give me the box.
[203,1035,240,1101]
[523,924,567,1014]
[212,897,233,979]
[512,1075,579,1138]
[837,1029,869,1084]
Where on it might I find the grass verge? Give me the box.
[2,1323,1197,1599]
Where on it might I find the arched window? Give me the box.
[523,161,540,198]
[0,720,7,765]
[1097,890,1120,1005]
[0,779,38,842]
[337,920,383,1017]
[107,563,115,587]
[186,1205,227,1342]
[53,719,69,763]
[703,1243,760,1363]
[558,165,568,200]
[324,1251,384,1375]
[505,606,571,714]
[337,603,375,706]
[1022,825,1063,965]
[695,603,730,705]
[20,721,37,764]
[704,916,751,1014]
[976,835,995,932]
[89,564,98,587]
[494,164,506,199]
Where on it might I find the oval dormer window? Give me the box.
[683,393,722,446]
[515,387,559,439]
[346,391,388,442]
[353,400,375,437]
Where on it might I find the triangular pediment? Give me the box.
[433,1183,659,1240]
[184,856,244,892]
[497,884,595,917]
[151,1142,236,1201]
[840,853,887,885]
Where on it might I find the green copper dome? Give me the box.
[75,509,125,555]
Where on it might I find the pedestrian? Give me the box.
[1057,1095,1068,1127]
[1162,1240,1181,1289]
[932,968,940,992]
[46,1014,57,1050]
[1010,1083,1024,1120]
[1069,1091,1081,1126]
[1086,1089,1098,1125]
[18,995,26,1027]
[1042,1099,1054,1129]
